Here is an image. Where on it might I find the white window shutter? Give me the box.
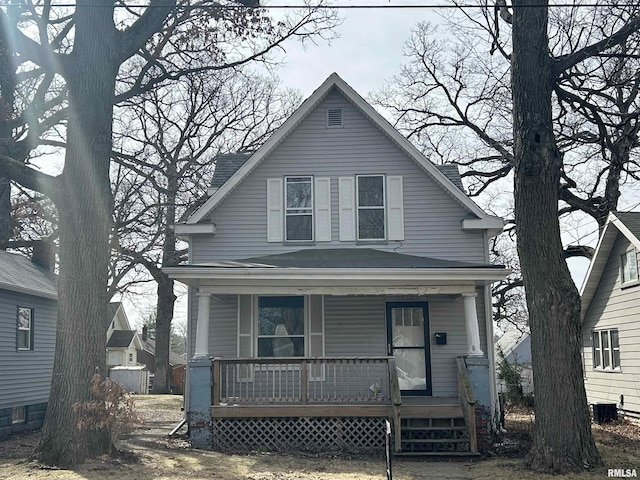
[266,178,283,243]
[237,295,253,381]
[315,177,331,242]
[387,176,404,241]
[338,177,356,241]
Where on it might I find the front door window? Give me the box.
[387,302,431,395]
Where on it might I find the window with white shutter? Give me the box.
[356,175,385,241]
[285,176,313,241]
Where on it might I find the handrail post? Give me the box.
[300,359,308,404]
[212,357,221,406]
[456,356,478,454]
[387,357,402,453]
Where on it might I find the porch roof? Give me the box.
[165,248,508,295]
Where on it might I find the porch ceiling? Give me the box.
[164,249,508,295]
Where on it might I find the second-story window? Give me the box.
[357,175,385,240]
[621,249,638,285]
[285,176,313,241]
[17,307,33,350]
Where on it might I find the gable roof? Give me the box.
[495,328,530,359]
[187,73,496,225]
[106,329,137,348]
[0,250,57,299]
[580,211,640,320]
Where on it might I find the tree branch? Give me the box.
[0,154,59,202]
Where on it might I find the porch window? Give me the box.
[357,175,385,240]
[621,249,638,285]
[17,307,33,350]
[257,296,305,357]
[285,176,313,241]
[592,329,620,370]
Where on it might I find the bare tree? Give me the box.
[0,0,337,466]
[111,68,301,393]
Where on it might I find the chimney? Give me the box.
[32,240,56,272]
[142,325,148,342]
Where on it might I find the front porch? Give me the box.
[198,356,482,455]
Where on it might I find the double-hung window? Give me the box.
[257,296,305,357]
[285,176,313,241]
[17,307,33,350]
[621,249,638,285]
[592,329,620,370]
[357,175,385,240]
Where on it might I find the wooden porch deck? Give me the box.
[208,357,477,455]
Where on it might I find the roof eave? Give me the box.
[0,282,57,300]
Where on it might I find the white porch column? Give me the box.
[193,292,211,358]
[463,292,484,356]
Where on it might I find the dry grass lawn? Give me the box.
[1,396,638,480]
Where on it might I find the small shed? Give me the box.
[109,365,149,394]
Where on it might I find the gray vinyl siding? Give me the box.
[582,234,640,415]
[0,289,56,410]
[196,290,488,398]
[192,88,486,263]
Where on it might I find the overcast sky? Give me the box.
[272,5,439,98]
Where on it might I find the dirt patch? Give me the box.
[2,397,638,480]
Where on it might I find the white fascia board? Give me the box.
[611,213,640,251]
[173,223,216,235]
[461,217,504,237]
[186,72,495,224]
[165,266,509,284]
[0,282,57,300]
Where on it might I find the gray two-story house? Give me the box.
[0,249,57,438]
[166,73,507,455]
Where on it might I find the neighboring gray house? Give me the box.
[580,211,640,419]
[0,250,57,438]
[166,73,507,455]
[495,329,533,395]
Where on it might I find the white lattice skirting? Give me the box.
[212,417,386,453]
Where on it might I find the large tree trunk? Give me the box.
[152,173,178,394]
[36,1,118,466]
[511,0,602,472]
[0,21,15,246]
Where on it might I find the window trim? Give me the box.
[621,248,639,286]
[356,174,386,241]
[284,176,314,242]
[256,295,307,358]
[592,329,621,371]
[17,306,33,351]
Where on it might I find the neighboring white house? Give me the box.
[106,302,148,393]
[580,211,640,419]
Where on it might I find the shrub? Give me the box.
[72,373,141,457]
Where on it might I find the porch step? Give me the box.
[394,451,481,458]
[396,416,472,456]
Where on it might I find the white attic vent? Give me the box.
[326,108,343,128]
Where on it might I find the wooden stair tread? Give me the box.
[394,451,481,458]
[401,438,470,444]
[401,426,467,431]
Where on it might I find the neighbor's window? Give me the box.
[17,307,33,350]
[257,296,305,357]
[592,329,620,370]
[12,406,25,424]
[285,176,313,241]
[357,175,385,240]
[621,249,638,285]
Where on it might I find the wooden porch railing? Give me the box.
[456,356,478,454]
[212,357,397,406]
